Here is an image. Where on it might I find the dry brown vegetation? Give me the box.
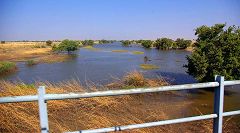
[1,71,239,133]
[106,71,168,89]
[0,42,70,63]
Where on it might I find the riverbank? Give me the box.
[0,42,70,63]
[0,71,239,132]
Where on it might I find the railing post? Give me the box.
[38,86,49,133]
[213,75,224,133]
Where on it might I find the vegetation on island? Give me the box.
[132,51,144,54]
[121,40,131,46]
[52,39,79,53]
[185,24,240,81]
[140,64,159,70]
[99,39,112,44]
[175,38,192,49]
[112,50,128,53]
[82,45,100,51]
[155,38,174,50]
[140,40,153,48]
[134,39,192,49]
[82,40,94,46]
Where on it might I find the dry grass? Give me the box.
[0,42,71,64]
[0,72,239,133]
[0,42,51,61]
[106,71,168,89]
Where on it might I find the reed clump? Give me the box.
[0,61,17,75]
[106,71,168,89]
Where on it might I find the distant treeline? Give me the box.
[120,38,193,49]
[1,38,193,50]
[0,40,116,44]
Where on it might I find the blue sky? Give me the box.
[0,0,239,41]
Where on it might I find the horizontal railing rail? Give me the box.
[0,76,239,133]
[1,81,240,103]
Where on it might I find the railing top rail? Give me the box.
[0,80,239,104]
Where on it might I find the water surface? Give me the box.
[2,42,196,85]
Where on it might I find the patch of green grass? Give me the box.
[132,51,144,54]
[26,59,38,66]
[112,50,128,53]
[0,61,17,75]
[140,64,159,70]
[17,83,35,89]
[82,46,100,51]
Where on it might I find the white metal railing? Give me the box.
[0,75,240,133]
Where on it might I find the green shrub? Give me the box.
[0,61,17,74]
[175,38,192,49]
[185,24,240,81]
[155,38,174,50]
[141,40,153,48]
[82,40,94,46]
[26,60,37,66]
[121,40,131,47]
[1,41,5,44]
[99,39,110,44]
[55,39,79,53]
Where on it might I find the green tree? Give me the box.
[141,40,153,48]
[155,38,174,50]
[175,38,192,49]
[185,24,240,82]
[82,40,94,46]
[55,39,79,53]
[99,39,110,44]
[121,40,131,47]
